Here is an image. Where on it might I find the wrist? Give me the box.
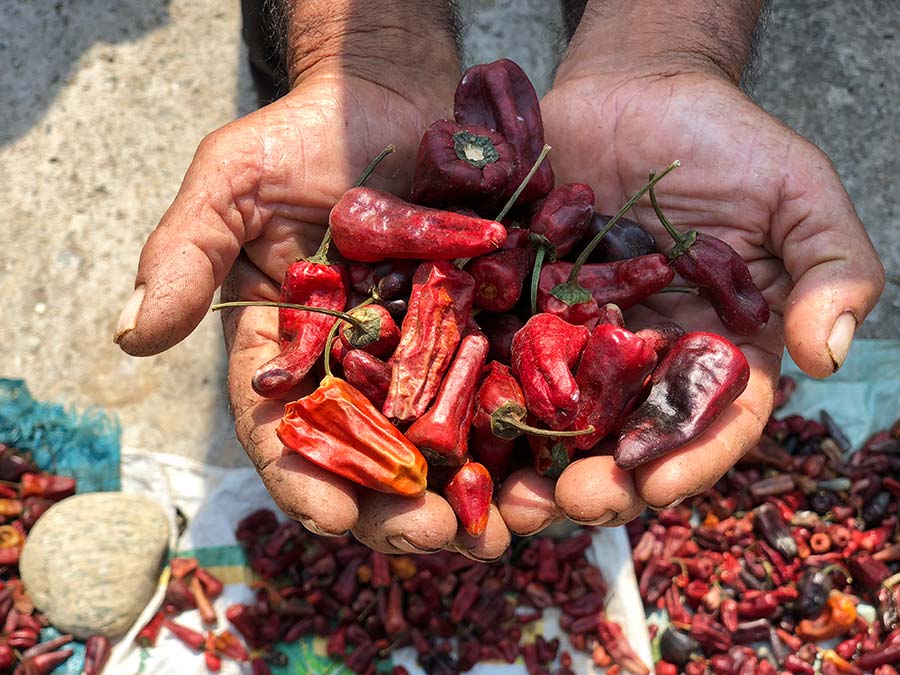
[284,0,460,106]
[558,0,763,85]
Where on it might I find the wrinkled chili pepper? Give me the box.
[454,58,554,203]
[598,618,650,675]
[409,119,517,210]
[277,375,427,496]
[616,332,750,469]
[648,181,769,334]
[754,502,798,559]
[342,350,392,409]
[330,188,507,263]
[405,330,489,465]
[338,303,400,358]
[583,215,658,263]
[511,313,590,429]
[849,554,892,590]
[635,322,686,359]
[466,248,530,312]
[477,313,524,365]
[443,462,493,537]
[383,261,475,421]
[20,473,76,501]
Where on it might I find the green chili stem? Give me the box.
[567,160,680,285]
[655,286,699,295]
[323,297,374,379]
[210,301,368,330]
[505,417,595,438]
[647,174,686,245]
[494,144,552,223]
[311,144,396,262]
[530,245,547,315]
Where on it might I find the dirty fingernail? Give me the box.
[387,535,442,554]
[569,511,617,526]
[827,311,856,372]
[297,516,330,537]
[114,285,146,344]
[516,517,554,537]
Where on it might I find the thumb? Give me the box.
[774,144,885,378]
[114,126,259,356]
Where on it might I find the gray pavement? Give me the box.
[1,1,897,468]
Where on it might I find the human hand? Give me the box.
[113,3,515,560]
[495,2,884,530]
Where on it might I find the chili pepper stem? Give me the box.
[495,144,552,223]
[503,416,595,438]
[530,245,547,315]
[566,160,680,285]
[310,144,396,263]
[655,286,700,295]
[322,297,375,378]
[210,301,368,330]
[648,178,698,259]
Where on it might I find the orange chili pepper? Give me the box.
[0,526,24,550]
[277,376,427,496]
[797,590,857,641]
[822,649,857,674]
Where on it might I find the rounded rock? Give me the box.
[21,492,169,639]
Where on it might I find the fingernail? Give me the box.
[114,285,146,344]
[297,515,343,537]
[516,517,554,537]
[649,497,684,512]
[386,535,442,554]
[827,311,857,372]
[569,511,617,526]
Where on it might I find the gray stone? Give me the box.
[20,492,169,639]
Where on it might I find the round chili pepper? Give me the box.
[467,248,530,312]
[583,215,658,263]
[339,303,400,358]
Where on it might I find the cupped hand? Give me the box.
[114,67,513,559]
[498,65,884,530]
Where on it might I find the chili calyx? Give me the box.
[453,130,500,168]
[550,160,680,306]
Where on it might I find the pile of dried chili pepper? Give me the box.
[629,377,900,675]
[0,443,79,674]
[215,57,769,535]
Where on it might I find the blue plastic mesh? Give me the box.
[0,379,121,492]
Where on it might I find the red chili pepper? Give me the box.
[195,568,223,601]
[137,609,166,647]
[331,188,507,263]
[342,350,392,409]
[20,473,76,501]
[648,184,769,334]
[163,619,205,651]
[383,261,475,421]
[511,313,590,429]
[278,376,428,496]
[616,332,750,470]
[82,635,111,675]
[251,658,272,675]
[214,630,248,662]
[409,119,517,209]
[406,330,489,465]
[338,303,400,358]
[598,618,650,675]
[204,631,222,672]
[528,183,594,259]
[443,462,493,537]
[251,260,348,397]
[720,598,739,633]
[691,613,733,653]
[467,248,530,312]
[754,503,799,560]
[737,593,779,620]
[454,58,554,203]
[849,554,892,590]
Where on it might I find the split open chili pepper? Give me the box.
[341,350,392,409]
[338,303,400,358]
[444,462,493,537]
[383,261,475,422]
[511,313,590,429]
[454,58,554,203]
[467,247,530,312]
[405,330,489,465]
[477,313,524,364]
[615,331,749,469]
[409,119,517,210]
[330,188,507,263]
[583,215,658,263]
[648,181,769,334]
[20,473,76,501]
[277,375,427,496]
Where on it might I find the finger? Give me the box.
[225,256,360,535]
[352,491,459,555]
[452,504,512,562]
[772,142,885,377]
[497,469,560,536]
[634,345,779,508]
[555,455,646,526]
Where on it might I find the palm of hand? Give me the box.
[542,72,841,510]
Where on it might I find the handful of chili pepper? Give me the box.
[216,57,771,539]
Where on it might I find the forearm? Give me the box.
[559,0,764,84]
[281,0,460,97]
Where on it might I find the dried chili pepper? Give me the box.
[331,188,507,262]
[511,313,590,429]
[754,503,798,559]
[383,261,475,422]
[137,609,166,647]
[660,628,701,666]
[443,462,493,537]
[277,375,427,496]
[215,630,249,662]
[849,554,892,590]
[583,215,658,263]
[338,303,400,358]
[636,322,686,359]
[405,330,489,465]
[468,427,515,482]
[648,181,769,334]
[20,473,75,501]
[467,248,530,312]
[598,618,650,675]
[342,350,392,409]
[82,635,110,675]
[454,58,554,203]
[409,119,517,209]
[796,590,857,641]
[857,645,900,671]
[616,332,750,469]
[164,619,205,651]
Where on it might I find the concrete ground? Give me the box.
[1,0,897,468]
